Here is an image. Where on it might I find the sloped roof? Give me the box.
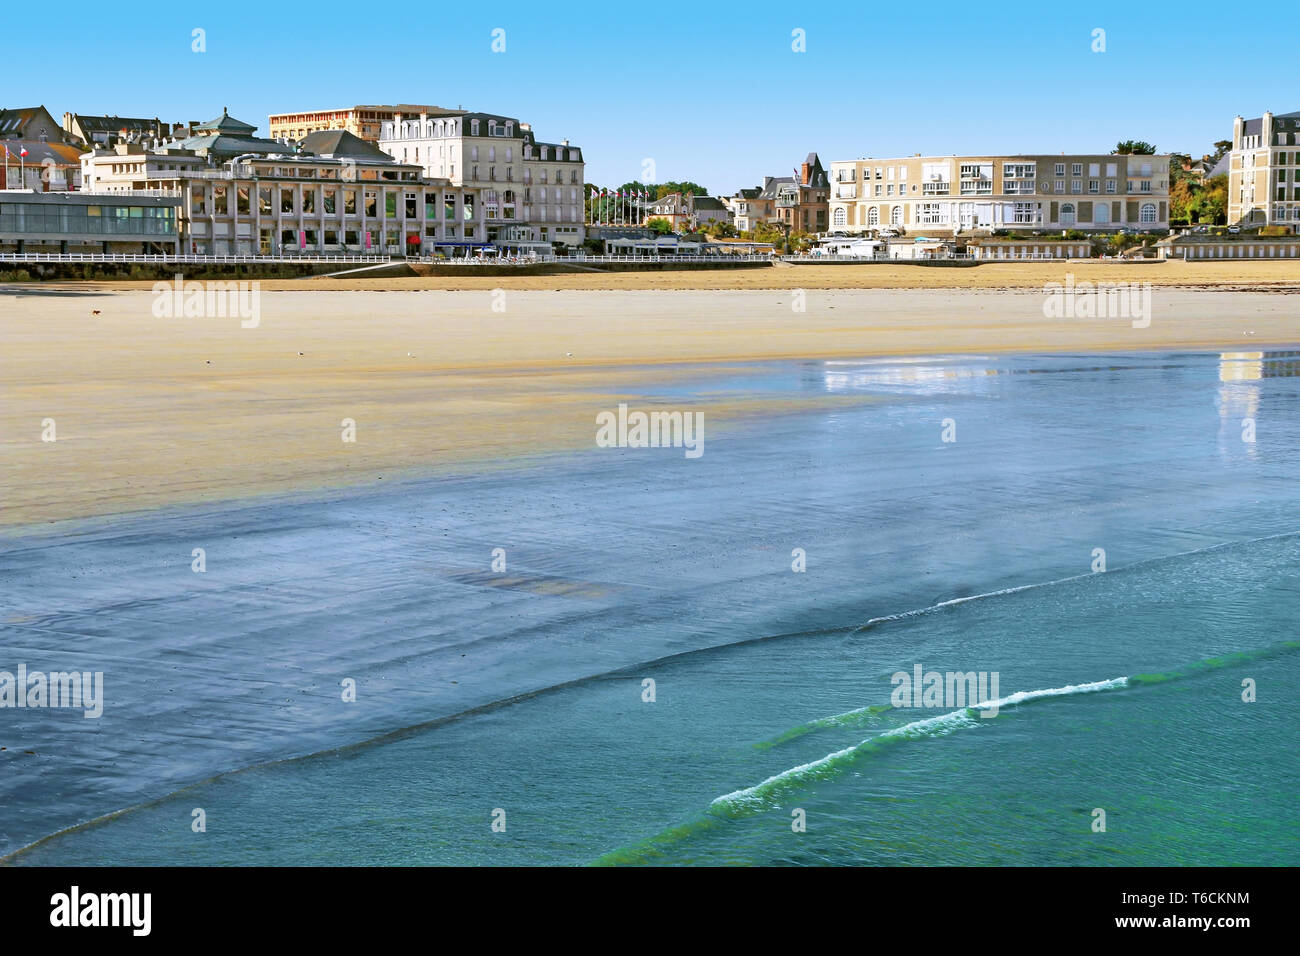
[73,115,162,133]
[300,129,393,161]
[758,176,794,199]
[0,106,61,139]
[176,132,286,156]
[0,140,86,165]
[195,108,257,134]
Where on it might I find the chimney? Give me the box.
[801,162,811,185]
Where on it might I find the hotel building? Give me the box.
[1227,110,1300,227]
[828,153,1170,235]
[379,109,585,248]
[83,110,484,256]
[268,105,445,144]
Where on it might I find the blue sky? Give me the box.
[9,1,1299,195]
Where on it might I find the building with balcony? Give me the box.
[82,110,484,256]
[729,154,828,235]
[1227,110,1300,227]
[0,189,180,255]
[379,109,585,248]
[829,153,1170,235]
[268,105,447,144]
[764,154,829,233]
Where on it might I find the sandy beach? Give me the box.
[17,258,1300,292]
[2,283,1296,529]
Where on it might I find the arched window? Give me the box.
[1140,202,1157,223]
[868,206,879,226]
[891,205,902,225]
[1060,203,1076,226]
[833,207,847,226]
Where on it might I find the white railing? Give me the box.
[0,253,392,264]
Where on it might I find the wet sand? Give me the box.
[1,286,1295,529]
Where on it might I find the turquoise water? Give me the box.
[13,536,1300,865]
[3,349,1299,865]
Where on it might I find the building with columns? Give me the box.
[828,153,1169,235]
[1228,110,1300,227]
[379,109,585,248]
[82,109,484,256]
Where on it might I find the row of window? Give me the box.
[191,186,478,220]
[467,165,580,184]
[831,201,1159,226]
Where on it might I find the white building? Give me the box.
[83,111,484,256]
[379,109,585,249]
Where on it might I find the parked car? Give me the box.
[1227,225,1242,234]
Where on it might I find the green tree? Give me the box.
[645,217,673,235]
[1201,174,1228,225]
[1114,140,1158,155]
[653,181,709,200]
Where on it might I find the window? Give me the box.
[1012,202,1037,224]
[1060,203,1076,226]
[1140,202,1157,223]
[1105,180,1117,194]
[1071,180,1081,193]
[868,206,879,226]
[1088,180,1099,193]
[832,207,847,226]
[1054,163,1065,177]
[891,205,902,225]
[917,203,946,225]
[1071,163,1082,176]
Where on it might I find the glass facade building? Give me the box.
[0,191,181,253]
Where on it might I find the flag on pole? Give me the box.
[19,147,28,158]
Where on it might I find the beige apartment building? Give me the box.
[828,153,1169,235]
[1228,110,1300,227]
[83,113,485,256]
[379,109,585,248]
[268,105,445,143]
